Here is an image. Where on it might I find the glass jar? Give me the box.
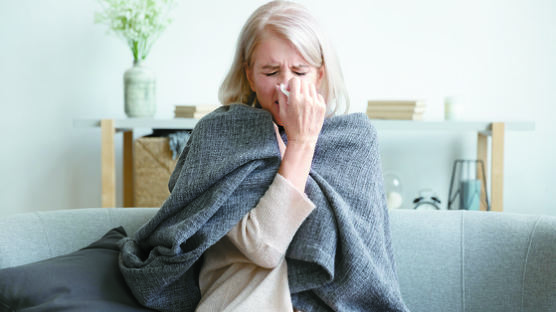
[383,172,403,209]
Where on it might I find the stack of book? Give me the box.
[367,100,426,120]
[174,105,220,119]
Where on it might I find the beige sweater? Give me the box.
[195,174,315,312]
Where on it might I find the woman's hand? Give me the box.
[275,77,326,193]
[275,77,326,148]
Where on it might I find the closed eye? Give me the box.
[263,71,307,77]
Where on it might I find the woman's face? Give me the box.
[245,33,323,125]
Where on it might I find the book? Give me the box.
[367,100,425,106]
[367,99,426,120]
[367,106,426,114]
[367,100,426,111]
[174,105,220,119]
[174,105,219,112]
[367,111,424,120]
[175,112,212,119]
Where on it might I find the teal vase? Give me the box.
[124,60,156,117]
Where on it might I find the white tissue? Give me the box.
[279,83,290,97]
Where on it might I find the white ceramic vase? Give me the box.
[124,60,156,118]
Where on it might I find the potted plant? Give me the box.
[95,0,178,117]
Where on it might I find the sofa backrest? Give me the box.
[390,209,556,312]
[1,208,555,311]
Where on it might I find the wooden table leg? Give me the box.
[123,131,134,207]
[101,119,116,208]
[477,132,488,211]
[491,123,505,212]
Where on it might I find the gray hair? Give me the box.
[218,0,349,116]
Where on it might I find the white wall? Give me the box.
[1,0,554,216]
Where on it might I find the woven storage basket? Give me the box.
[133,137,178,207]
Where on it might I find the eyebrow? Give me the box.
[260,64,310,71]
[261,65,279,70]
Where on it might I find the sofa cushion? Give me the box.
[0,227,154,312]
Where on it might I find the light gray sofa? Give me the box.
[1,208,555,312]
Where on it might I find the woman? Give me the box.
[196,1,347,311]
[120,1,408,311]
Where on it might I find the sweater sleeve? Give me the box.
[226,173,315,269]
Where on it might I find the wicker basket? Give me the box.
[133,137,178,207]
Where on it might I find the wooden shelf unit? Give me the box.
[74,118,535,211]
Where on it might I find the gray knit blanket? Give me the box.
[119,104,408,312]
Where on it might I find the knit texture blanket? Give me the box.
[119,104,408,312]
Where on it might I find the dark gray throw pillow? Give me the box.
[0,227,154,312]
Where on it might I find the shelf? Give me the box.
[74,118,535,134]
[73,118,198,130]
[74,117,535,212]
[370,120,535,133]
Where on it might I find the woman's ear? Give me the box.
[316,66,325,89]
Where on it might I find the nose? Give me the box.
[278,70,293,86]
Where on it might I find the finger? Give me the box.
[298,79,306,98]
[310,84,322,117]
[315,86,326,108]
[310,83,317,103]
[317,92,325,106]
[289,77,301,99]
[317,93,327,113]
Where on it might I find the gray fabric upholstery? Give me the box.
[389,210,556,312]
[1,208,555,311]
[0,208,157,268]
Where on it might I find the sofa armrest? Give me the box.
[0,208,158,269]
